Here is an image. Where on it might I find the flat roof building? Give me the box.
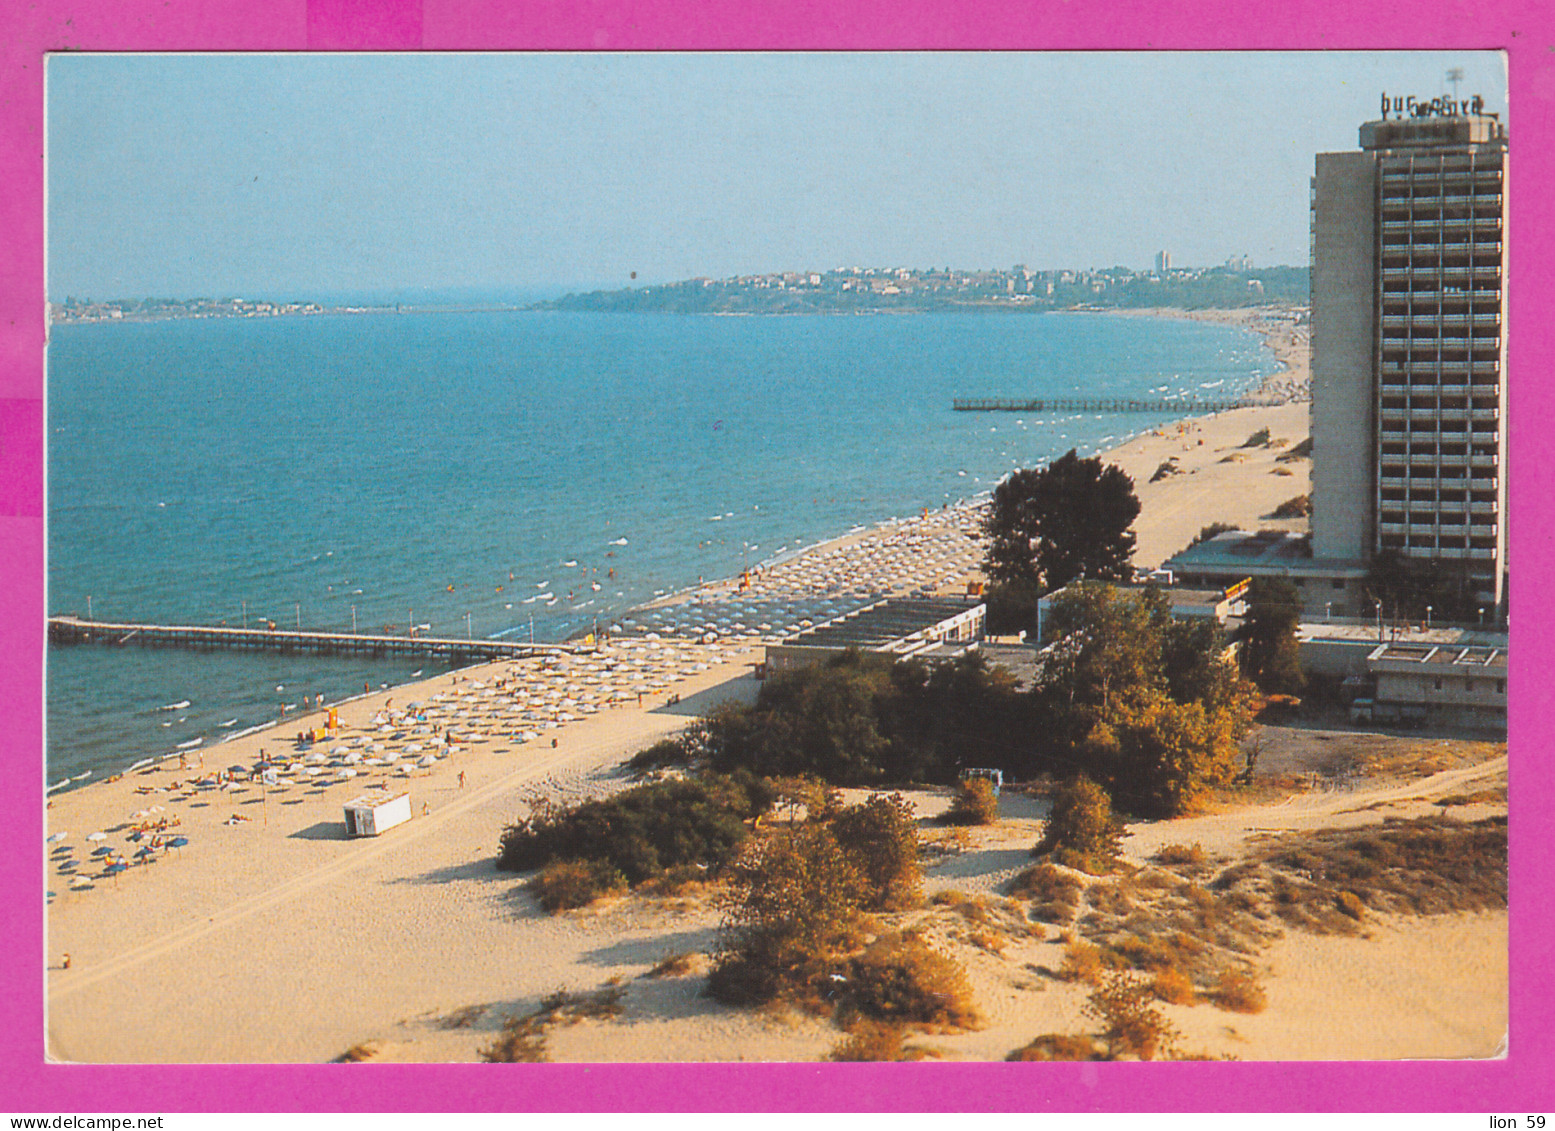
[764,597,985,673]
[1310,96,1507,614]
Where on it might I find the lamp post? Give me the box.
[295,602,301,630]
[351,605,357,633]
[87,595,92,620]
[1325,601,1332,622]
[1426,605,1432,631]
[466,612,472,640]
[1375,600,1384,645]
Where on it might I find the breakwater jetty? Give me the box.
[951,395,1281,414]
[47,616,593,661]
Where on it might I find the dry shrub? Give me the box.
[1150,968,1196,1006]
[1110,932,1204,974]
[1209,969,1267,1014]
[1084,973,1181,1061]
[536,982,629,1025]
[828,1022,939,1062]
[968,930,1008,955]
[1034,776,1123,875]
[532,858,627,912]
[1057,938,1108,985]
[708,824,867,1007]
[831,793,923,911]
[480,1017,549,1063]
[643,952,697,979]
[1009,863,1084,923]
[1006,1033,1105,1061]
[1435,789,1505,808]
[842,933,980,1031]
[1153,843,1208,869]
[1335,891,1366,921]
[1085,882,1136,916]
[635,864,714,898]
[437,1004,486,1030]
[1270,494,1311,518]
[1214,816,1506,934]
[333,1042,378,1063]
[932,890,991,925]
[944,778,1000,826]
[769,775,842,823]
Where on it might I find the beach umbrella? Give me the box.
[133,847,157,863]
[90,846,114,858]
[69,876,93,890]
[103,861,128,882]
[46,831,68,844]
[86,831,107,843]
[166,836,189,850]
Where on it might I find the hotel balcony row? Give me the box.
[1381,338,1500,352]
[1380,316,1501,331]
[1378,408,1500,424]
[1378,433,1501,449]
[1380,241,1503,257]
[1380,193,1503,209]
[1380,266,1499,281]
[1377,524,1500,543]
[1379,475,1499,491]
[1377,454,1499,473]
[1379,168,1503,184]
[1377,544,1501,563]
[1380,220,1502,235]
[1379,360,1501,374]
[1378,501,1499,517]
[1379,290,1500,304]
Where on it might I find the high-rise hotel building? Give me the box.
[1310,100,1507,612]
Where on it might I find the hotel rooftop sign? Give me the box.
[1381,92,1486,120]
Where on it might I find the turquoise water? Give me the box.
[46,309,1273,785]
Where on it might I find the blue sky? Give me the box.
[46,51,1505,300]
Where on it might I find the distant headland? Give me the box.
[50,262,1309,324]
[534,263,1309,315]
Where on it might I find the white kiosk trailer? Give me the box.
[343,790,413,837]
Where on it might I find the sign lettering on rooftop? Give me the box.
[1381,92,1485,120]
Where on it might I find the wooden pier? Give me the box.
[46,615,593,662]
[951,395,1282,414]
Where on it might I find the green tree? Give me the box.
[1037,582,1168,716]
[1239,577,1304,694]
[1107,697,1249,818]
[983,450,1141,592]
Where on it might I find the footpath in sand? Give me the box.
[40,307,1501,1065]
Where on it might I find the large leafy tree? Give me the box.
[1033,583,1260,817]
[1239,577,1305,694]
[983,450,1141,592]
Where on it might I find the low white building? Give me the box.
[343,791,413,837]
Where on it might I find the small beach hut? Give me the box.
[342,791,412,838]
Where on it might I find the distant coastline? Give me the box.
[50,262,1310,325]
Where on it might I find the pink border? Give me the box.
[6,0,1552,1113]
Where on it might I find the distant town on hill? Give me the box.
[536,263,1310,315]
[49,262,1309,324]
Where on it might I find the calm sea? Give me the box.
[46,309,1274,787]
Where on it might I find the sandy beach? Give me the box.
[44,307,1504,1063]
